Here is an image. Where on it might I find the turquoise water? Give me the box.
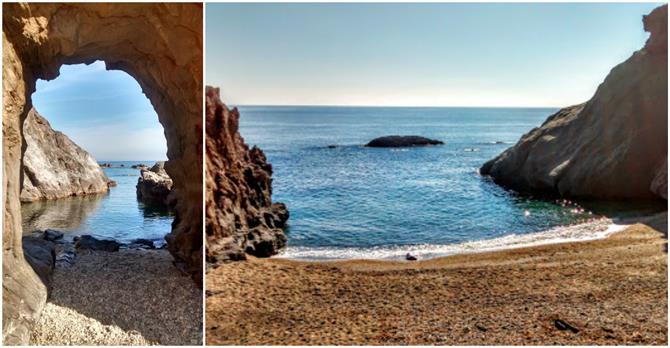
[237,106,629,260]
[21,161,172,246]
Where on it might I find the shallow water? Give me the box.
[237,106,664,260]
[21,161,172,245]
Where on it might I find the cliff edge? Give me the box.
[205,86,289,264]
[481,5,667,201]
[21,108,112,202]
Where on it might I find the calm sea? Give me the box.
[21,161,173,246]
[237,106,655,260]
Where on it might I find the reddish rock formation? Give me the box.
[481,5,668,201]
[3,3,202,344]
[206,86,289,264]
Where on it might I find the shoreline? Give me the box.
[207,214,667,345]
[275,216,636,262]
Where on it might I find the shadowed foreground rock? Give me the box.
[3,3,202,344]
[206,86,289,264]
[481,5,668,201]
[366,135,444,147]
[21,108,112,202]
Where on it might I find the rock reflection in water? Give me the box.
[22,193,106,234]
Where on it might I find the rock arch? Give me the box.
[2,3,202,344]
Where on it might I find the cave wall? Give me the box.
[2,3,202,344]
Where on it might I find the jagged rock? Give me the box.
[136,161,175,207]
[366,135,444,147]
[481,5,668,201]
[20,108,111,202]
[22,236,56,292]
[75,235,121,252]
[205,87,290,264]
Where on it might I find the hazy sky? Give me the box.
[32,61,167,161]
[207,2,661,107]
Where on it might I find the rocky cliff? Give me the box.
[481,5,668,201]
[21,108,112,202]
[205,86,289,264]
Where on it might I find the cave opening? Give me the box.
[3,3,203,344]
[22,60,174,248]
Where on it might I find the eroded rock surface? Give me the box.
[136,162,175,207]
[3,3,202,344]
[366,135,444,147]
[21,108,112,202]
[205,86,289,264]
[481,5,668,201]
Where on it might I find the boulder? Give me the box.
[481,5,668,201]
[366,135,444,147]
[75,235,121,252]
[20,108,112,202]
[43,229,64,242]
[205,87,290,264]
[136,161,175,207]
[22,236,56,292]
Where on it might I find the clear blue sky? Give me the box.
[32,61,167,161]
[207,2,662,107]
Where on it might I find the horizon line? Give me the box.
[227,104,565,109]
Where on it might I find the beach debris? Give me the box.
[405,253,418,261]
[554,319,580,333]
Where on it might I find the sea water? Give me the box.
[21,161,172,246]
[236,106,663,260]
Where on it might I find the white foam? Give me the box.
[276,218,630,261]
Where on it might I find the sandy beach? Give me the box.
[30,249,202,345]
[206,214,667,345]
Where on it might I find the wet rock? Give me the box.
[129,238,156,249]
[20,108,111,202]
[136,161,175,207]
[481,5,668,201]
[43,229,64,241]
[405,253,418,261]
[366,135,444,148]
[131,164,149,169]
[205,87,290,263]
[75,235,121,252]
[22,236,56,291]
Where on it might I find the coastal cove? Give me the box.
[21,161,173,246]
[236,106,666,261]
